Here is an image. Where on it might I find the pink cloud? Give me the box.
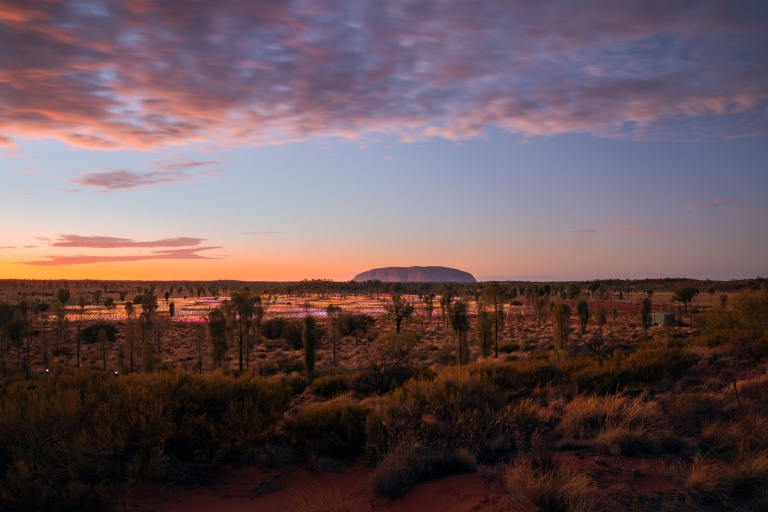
[686,196,744,210]
[23,247,221,266]
[49,235,203,248]
[0,1,765,149]
[71,169,193,191]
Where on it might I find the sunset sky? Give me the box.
[1,1,767,281]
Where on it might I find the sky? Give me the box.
[1,0,767,282]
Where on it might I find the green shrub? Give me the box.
[312,374,351,398]
[283,400,371,458]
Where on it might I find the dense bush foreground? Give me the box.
[0,287,767,511]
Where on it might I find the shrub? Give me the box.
[81,322,118,344]
[282,320,304,349]
[498,342,520,354]
[505,456,596,512]
[261,318,286,340]
[683,457,726,503]
[559,395,661,454]
[253,360,278,377]
[312,374,351,398]
[369,367,507,457]
[0,368,293,511]
[283,400,371,458]
[371,441,476,498]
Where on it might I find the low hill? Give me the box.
[352,266,477,283]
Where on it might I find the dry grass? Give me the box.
[682,457,726,503]
[288,487,355,512]
[504,457,597,512]
[559,395,660,441]
[371,440,477,498]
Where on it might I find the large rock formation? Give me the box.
[352,266,476,283]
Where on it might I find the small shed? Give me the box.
[650,311,675,326]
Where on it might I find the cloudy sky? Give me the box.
[1,0,767,281]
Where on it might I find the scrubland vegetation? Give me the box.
[0,278,766,511]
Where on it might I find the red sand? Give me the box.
[129,465,503,512]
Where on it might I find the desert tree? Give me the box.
[439,288,454,330]
[98,328,109,371]
[363,331,418,393]
[576,300,590,334]
[207,307,228,369]
[423,293,435,332]
[0,303,15,376]
[196,322,205,374]
[448,300,470,365]
[326,304,342,365]
[76,295,86,367]
[482,282,506,358]
[301,315,323,378]
[639,297,652,339]
[593,287,610,309]
[533,295,549,326]
[673,287,699,315]
[475,308,493,358]
[224,288,257,371]
[386,293,414,334]
[551,302,572,349]
[125,301,135,373]
[595,306,607,339]
[565,283,581,306]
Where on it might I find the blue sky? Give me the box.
[1,1,767,281]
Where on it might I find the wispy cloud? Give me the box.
[23,247,221,266]
[0,246,18,250]
[58,188,81,194]
[0,2,766,149]
[686,196,745,211]
[610,224,659,235]
[243,231,280,235]
[71,169,194,191]
[568,225,659,235]
[49,235,203,249]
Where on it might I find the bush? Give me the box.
[282,320,304,349]
[312,374,351,398]
[261,318,286,340]
[371,441,476,498]
[0,368,293,511]
[559,395,660,441]
[505,456,596,512]
[283,401,371,458]
[498,342,520,354]
[369,367,507,457]
[81,322,118,344]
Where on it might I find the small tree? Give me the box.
[483,282,506,358]
[97,328,109,371]
[448,301,470,365]
[301,316,323,377]
[326,304,342,365]
[208,307,228,369]
[576,300,590,334]
[363,331,418,393]
[223,288,256,371]
[551,302,572,349]
[475,309,493,358]
[385,293,414,334]
[640,297,652,339]
[125,301,135,374]
[673,287,699,315]
[595,306,607,338]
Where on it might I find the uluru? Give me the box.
[352,266,477,283]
